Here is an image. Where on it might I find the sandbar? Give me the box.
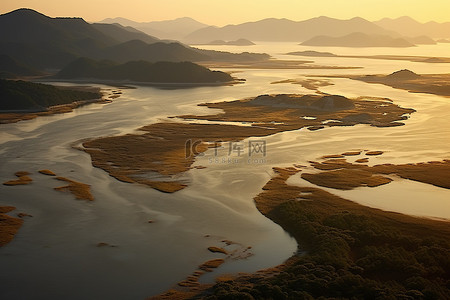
[0,206,24,247]
[3,171,32,186]
[83,94,414,192]
[271,78,334,91]
[199,60,360,70]
[54,176,94,201]
[332,70,450,97]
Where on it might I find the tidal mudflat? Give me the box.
[1,42,450,299]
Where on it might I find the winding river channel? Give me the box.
[1,42,450,299]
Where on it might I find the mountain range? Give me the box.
[55,58,233,83]
[374,16,450,39]
[0,9,268,77]
[184,16,396,43]
[99,17,209,40]
[1,8,449,80]
[97,14,450,46]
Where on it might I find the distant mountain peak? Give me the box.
[350,17,368,22]
[396,16,419,22]
[387,69,421,79]
[3,8,84,21]
[172,17,200,22]
[99,16,209,40]
[185,15,396,43]
[100,17,135,23]
[6,8,42,14]
[374,16,450,38]
[314,16,334,20]
[3,8,49,18]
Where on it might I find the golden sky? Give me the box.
[1,0,450,25]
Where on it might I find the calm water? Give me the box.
[1,43,450,299]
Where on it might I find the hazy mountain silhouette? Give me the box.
[100,17,209,40]
[205,39,255,46]
[0,9,116,46]
[55,58,233,83]
[404,36,436,45]
[375,16,450,38]
[301,32,415,48]
[385,69,421,80]
[185,16,395,43]
[91,23,160,44]
[98,40,207,62]
[0,9,268,75]
[0,9,138,69]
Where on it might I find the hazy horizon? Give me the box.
[1,0,450,26]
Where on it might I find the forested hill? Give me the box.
[55,58,234,83]
[0,79,101,111]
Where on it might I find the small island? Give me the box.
[301,32,415,48]
[54,58,235,86]
[286,50,337,57]
[203,39,255,46]
[287,51,450,64]
[340,69,450,97]
[82,93,414,193]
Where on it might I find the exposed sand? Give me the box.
[83,94,414,192]
[199,60,360,70]
[3,171,33,186]
[179,94,414,130]
[365,150,383,156]
[207,246,228,254]
[38,169,56,176]
[3,170,94,201]
[150,161,450,298]
[83,123,271,193]
[287,52,450,64]
[0,206,24,247]
[336,72,450,97]
[254,165,450,241]
[149,238,254,298]
[303,155,450,190]
[54,176,94,201]
[199,259,225,272]
[342,151,361,156]
[271,78,334,91]
[302,166,393,190]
